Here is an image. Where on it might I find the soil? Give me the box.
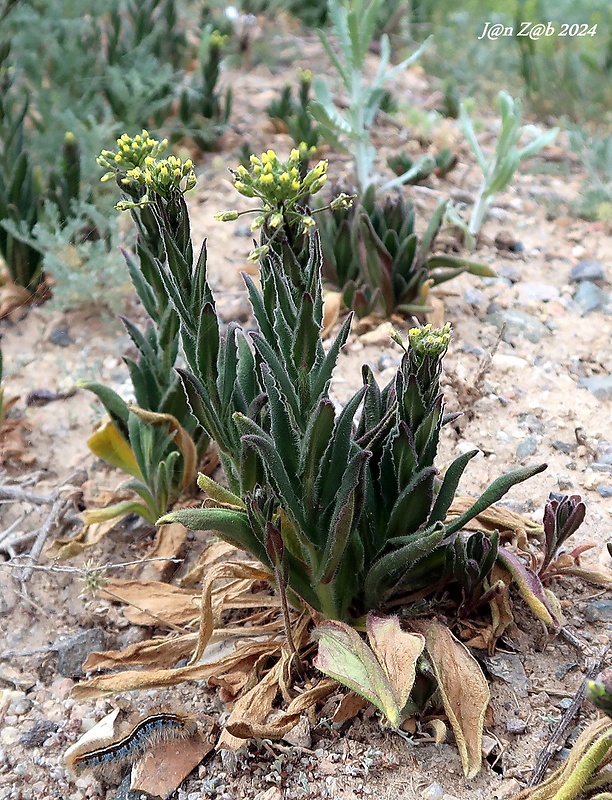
[0,23,611,800]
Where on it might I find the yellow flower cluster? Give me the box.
[121,155,196,197]
[209,29,228,49]
[230,148,328,208]
[408,323,452,356]
[97,130,168,182]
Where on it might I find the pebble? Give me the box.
[484,653,530,698]
[49,677,74,701]
[516,282,560,305]
[492,353,529,370]
[0,727,19,746]
[218,297,251,323]
[518,413,545,434]
[551,440,575,454]
[57,628,106,678]
[579,375,612,401]
[282,715,311,749]
[47,325,74,347]
[422,784,444,800]
[497,264,522,283]
[572,281,608,315]
[506,718,527,735]
[253,789,282,800]
[597,442,612,465]
[597,485,612,497]
[486,310,550,344]
[464,288,486,307]
[584,600,612,622]
[557,476,574,491]
[569,259,607,283]
[516,435,538,459]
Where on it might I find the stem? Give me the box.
[468,185,491,240]
[315,580,341,620]
[551,734,612,800]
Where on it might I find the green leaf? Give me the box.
[387,466,438,539]
[79,381,130,431]
[313,619,403,728]
[158,506,267,563]
[364,522,446,607]
[428,450,479,525]
[445,463,548,535]
[317,449,370,583]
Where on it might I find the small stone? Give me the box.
[518,413,545,434]
[579,375,612,401]
[57,628,106,678]
[0,727,19,746]
[218,297,251,324]
[569,260,607,283]
[49,677,74,700]
[572,281,607,315]
[591,463,612,474]
[497,264,521,283]
[317,758,339,776]
[506,718,527,735]
[517,435,538,459]
[557,697,574,710]
[487,310,549,344]
[484,653,530,697]
[495,231,523,252]
[464,288,486,307]
[530,691,550,708]
[48,325,74,347]
[422,783,444,800]
[584,601,612,623]
[516,282,560,305]
[282,715,311,749]
[19,720,59,748]
[597,485,612,498]
[233,224,252,238]
[492,354,529,370]
[253,789,283,800]
[11,698,32,715]
[597,442,612,465]
[551,440,575,454]
[377,354,394,372]
[557,476,574,491]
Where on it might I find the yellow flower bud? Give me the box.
[260,173,274,185]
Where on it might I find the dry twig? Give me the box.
[528,641,609,787]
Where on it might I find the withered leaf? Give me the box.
[419,620,490,779]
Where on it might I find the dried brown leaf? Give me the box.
[179,541,239,586]
[130,716,216,799]
[0,417,35,466]
[83,634,198,672]
[419,620,490,779]
[332,692,369,725]
[367,614,424,711]
[50,515,131,559]
[139,523,188,581]
[321,290,342,339]
[102,579,199,627]
[74,638,282,699]
[190,561,273,665]
[0,282,33,319]
[446,498,542,549]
